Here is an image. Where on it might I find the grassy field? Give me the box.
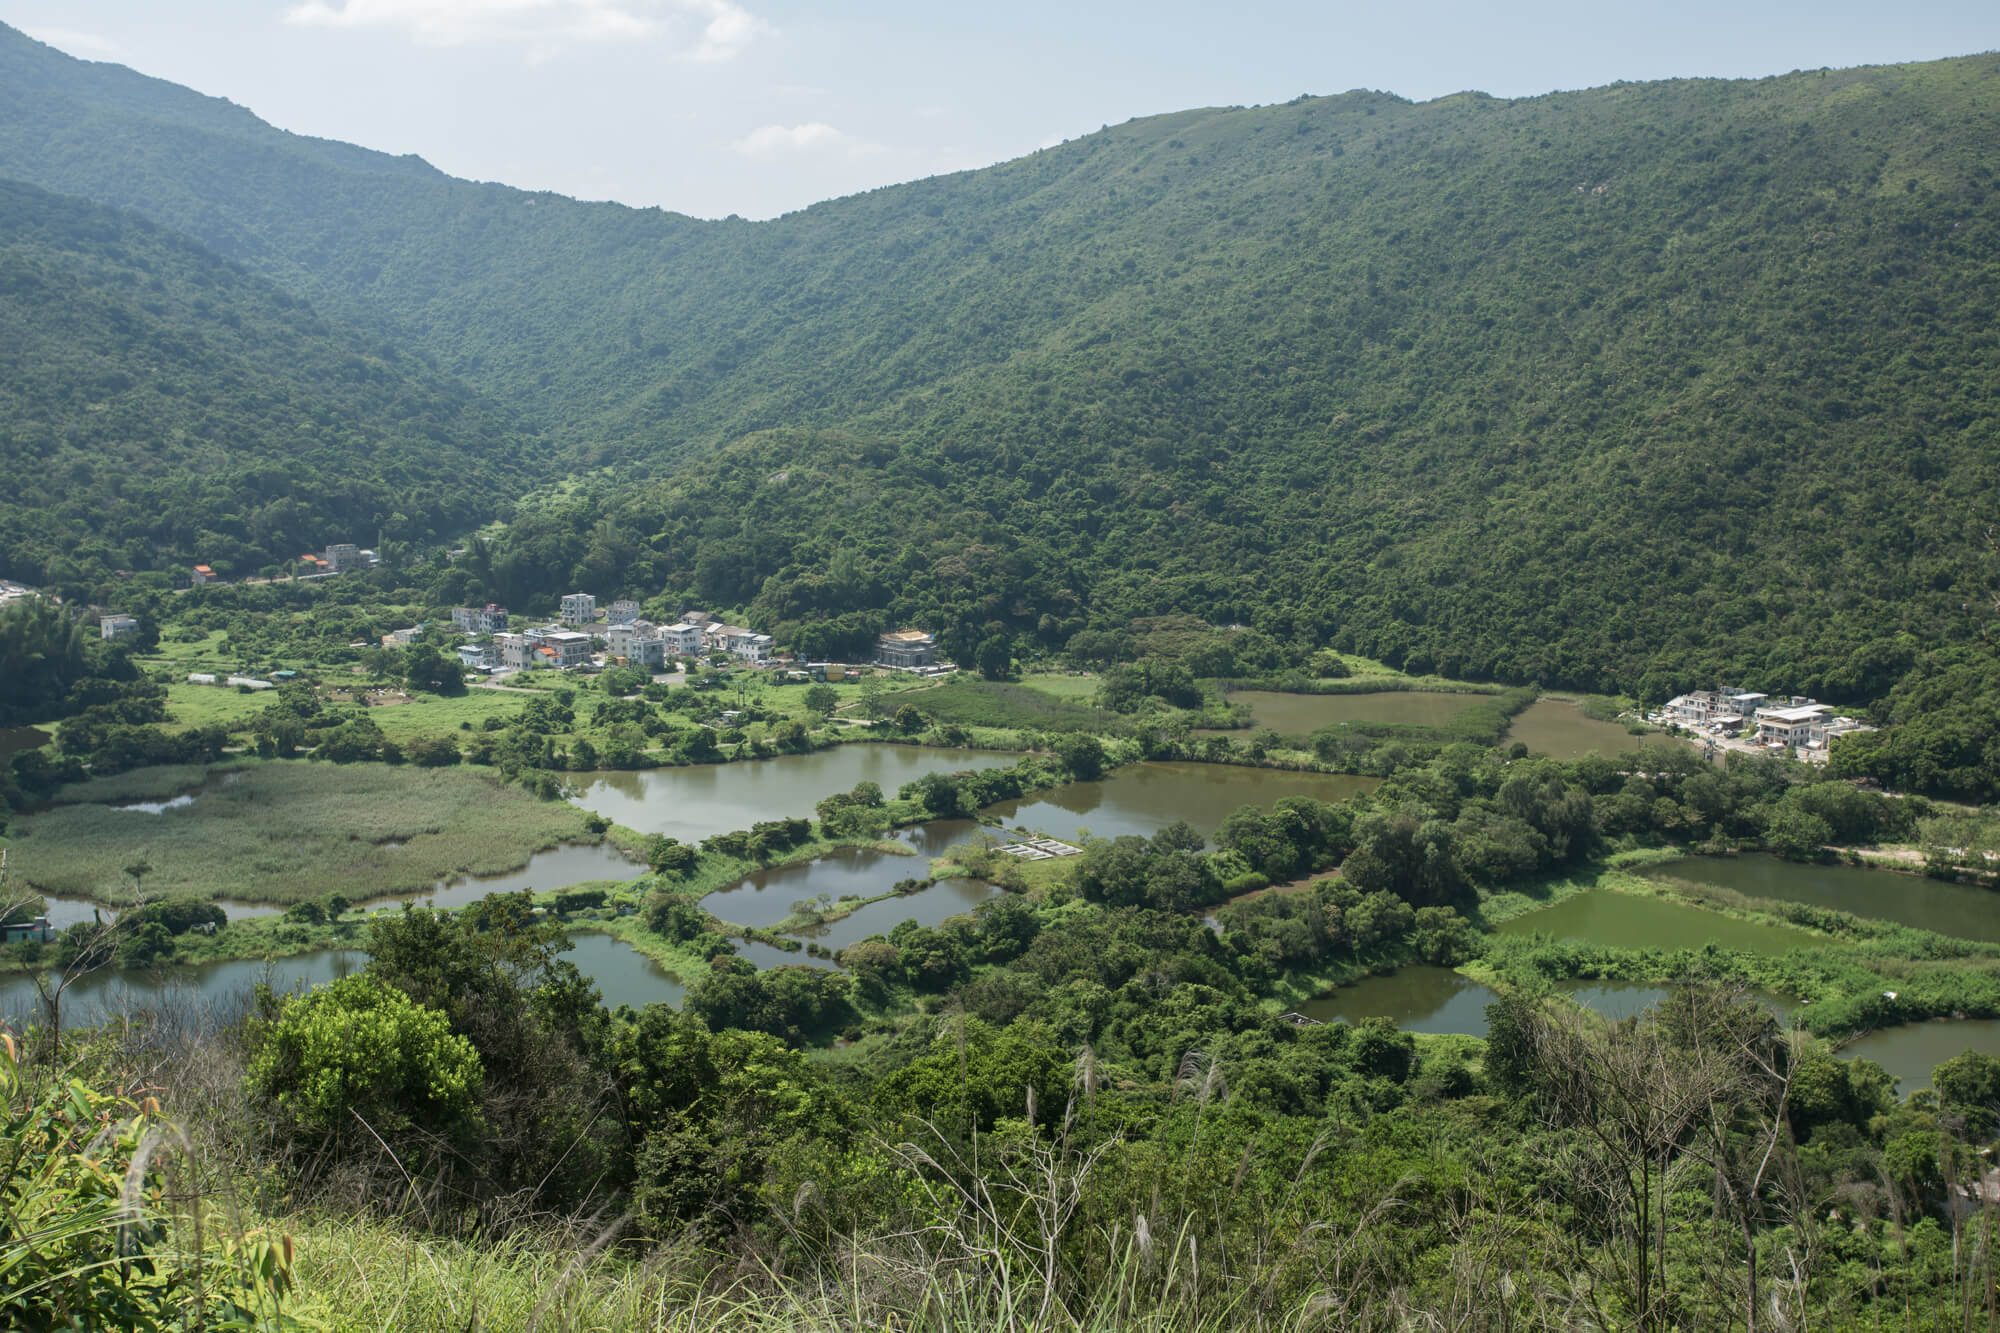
[8,760,598,905]
[1016,671,1103,700]
[906,678,1124,733]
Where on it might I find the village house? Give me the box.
[381,625,423,647]
[606,599,642,625]
[495,632,533,671]
[457,643,496,671]
[606,621,669,669]
[1664,687,1768,733]
[451,603,508,635]
[190,563,216,585]
[559,592,597,626]
[322,543,368,574]
[502,627,594,671]
[704,623,774,663]
[99,614,139,641]
[661,620,706,657]
[875,629,938,669]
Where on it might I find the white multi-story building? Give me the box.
[606,621,668,669]
[100,614,139,641]
[323,543,364,573]
[705,624,773,663]
[662,621,706,657]
[452,604,508,635]
[606,599,642,625]
[559,593,597,626]
[1754,700,1833,748]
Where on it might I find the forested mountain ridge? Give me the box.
[0,177,535,585]
[5,20,2000,699]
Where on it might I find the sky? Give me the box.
[11,0,1999,220]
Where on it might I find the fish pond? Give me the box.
[33,841,642,932]
[1495,890,1819,954]
[1503,699,1680,762]
[982,762,1379,843]
[1638,855,2000,944]
[0,933,685,1029]
[573,745,1017,841]
[1297,966,1501,1035]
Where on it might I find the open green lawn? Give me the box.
[6,760,597,905]
[1016,671,1103,700]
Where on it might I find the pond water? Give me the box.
[0,949,369,1030]
[1504,699,1680,762]
[1838,1021,2000,1093]
[1559,980,1674,1020]
[731,938,839,971]
[0,934,688,1029]
[983,762,1380,843]
[0,726,52,759]
[117,793,196,814]
[701,821,982,930]
[573,746,1017,841]
[35,842,643,932]
[1214,690,1483,734]
[798,880,997,950]
[1297,967,1501,1035]
[567,932,686,1010]
[1495,891,1818,954]
[1639,855,2000,944]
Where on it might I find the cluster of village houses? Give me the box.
[429,594,946,678]
[1656,687,1874,758]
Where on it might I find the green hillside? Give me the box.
[0,178,535,587]
[4,22,1999,696]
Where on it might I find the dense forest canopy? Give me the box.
[0,178,535,587]
[1,23,1997,697]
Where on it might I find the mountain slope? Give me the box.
[4,24,2000,694]
[0,178,534,586]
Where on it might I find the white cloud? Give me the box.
[23,27,125,60]
[730,122,883,160]
[285,0,769,58]
[681,0,770,63]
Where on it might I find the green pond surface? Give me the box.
[1209,690,1483,734]
[1496,890,1818,954]
[1640,855,2000,943]
[0,934,687,1028]
[732,939,839,971]
[983,762,1379,843]
[573,745,1018,841]
[1298,967,1500,1035]
[37,841,643,931]
[1838,1021,2000,1093]
[702,820,986,930]
[1,949,369,1029]
[1504,699,1680,762]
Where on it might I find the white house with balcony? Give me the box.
[559,592,597,626]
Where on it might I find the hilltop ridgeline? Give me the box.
[3,24,1999,698]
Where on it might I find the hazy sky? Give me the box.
[12,1,1998,219]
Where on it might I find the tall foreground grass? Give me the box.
[10,760,597,904]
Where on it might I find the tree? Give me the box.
[976,637,1016,681]
[403,642,465,696]
[804,684,839,715]
[247,973,482,1143]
